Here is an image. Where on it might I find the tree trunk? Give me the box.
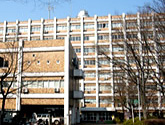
[0,96,6,125]
[141,92,147,119]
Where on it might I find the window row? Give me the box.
[3,80,64,88]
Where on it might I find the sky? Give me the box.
[0,0,153,22]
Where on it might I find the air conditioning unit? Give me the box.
[73,69,84,78]
[22,88,29,94]
[55,88,60,93]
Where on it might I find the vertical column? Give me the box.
[108,14,114,109]
[64,17,70,125]
[28,19,31,41]
[71,103,76,124]
[66,16,70,41]
[15,20,19,42]
[16,39,23,111]
[40,18,44,40]
[152,12,161,111]
[94,15,99,107]
[80,16,85,106]
[53,17,57,39]
[3,21,7,42]
[122,13,129,110]
[137,12,142,120]
[76,108,80,123]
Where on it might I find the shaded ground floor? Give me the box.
[80,110,165,123]
[21,105,64,117]
[3,105,64,124]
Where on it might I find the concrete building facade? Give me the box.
[0,10,165,123]
[0,39,83,124]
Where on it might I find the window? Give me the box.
[146,85,157,90]
[98,47,110,53]
[98,60,110,65]
[126,22,137,28]
[70,36,81,41]
[98,35,109,40]
[44,37,53,40]
[112,34,124,39]
[19,38,28,41]
[74,48,81,53]
[100,85,111,91]
[0,57,8,68]
[85,99,96,104]
[56,60,60,64]
[0,28,3,34]
[3,81,17,88]
[100,98,112,104]
[84,47,95,53]
[31,26,41,32]
[44,25,54,32]
[84,36,89,41]
[113,72,124,76]
[84,24,94,29]
[37,60,40,64]
[112,46,124,52]
[84,36,95,41]
[85,86,96,91]
[84,60,95,65]
[6,39,15,42]
[84,72,96,78]
[31,37,40,41]
[57,25,67,31]
[56,37,65,39]
[112,22,122,28]
[126,34,137,39]
[22,80,64,88]
[6,28,16,33]
[27,61,31,65]
[47,60,50,64]
[98,73,111,78]
[141,21,152,27]
[19,27,28,33]
[97,23,108,29]
[70,24,80,30]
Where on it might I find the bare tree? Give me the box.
[97,10,164,120]
[0,40,36,124]
[0,0,71,19]
[0,41,18,124]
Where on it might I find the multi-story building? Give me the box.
[0,39,83,125]
[0,10,164,122]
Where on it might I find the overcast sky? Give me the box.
[0,0,152,22]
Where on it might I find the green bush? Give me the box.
[114,117,122,124]
[134,120,144,125]
[104,120,114,124]
[123,117,143,125]
[123,119,133,125]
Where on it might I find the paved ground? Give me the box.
[76,123,121,125]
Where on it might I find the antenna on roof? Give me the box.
[69,0,72,17]
[48,0,54,19]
